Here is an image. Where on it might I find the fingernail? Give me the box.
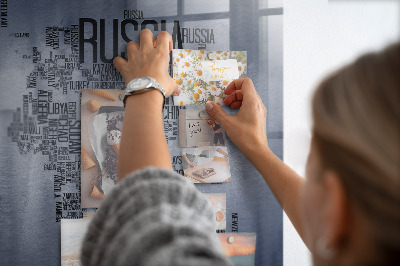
[206,102,214,112]
[177,86,182,95]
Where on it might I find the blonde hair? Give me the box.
[312,43,400,264]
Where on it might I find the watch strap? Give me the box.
[120,77,166,111]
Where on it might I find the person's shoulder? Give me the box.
[122,166,189,186]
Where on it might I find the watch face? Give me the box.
[129,77,151,90]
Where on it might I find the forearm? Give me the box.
[244,144,305,240]
[118,90,172,180]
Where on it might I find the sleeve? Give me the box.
[80,166,232,266]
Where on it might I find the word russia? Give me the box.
[79,18,185,64]
[181,28,215,44]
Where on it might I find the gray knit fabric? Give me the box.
[81,166,232,266]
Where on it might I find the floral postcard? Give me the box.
[172,49,247,106]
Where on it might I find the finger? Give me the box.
[230,101,242,109]
[113,56,128,73]
[205,102,231,128]
[224,78,256,96]
[224,81,236,95]
[223,90,243,106]
[225,78,261,109]
[165,80,179,98]
[224,79,244,95]
[139,29,155,51]
[171,85,182,96]
[126,41,139,59]
[155,31,172,53]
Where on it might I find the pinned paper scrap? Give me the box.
[199,59,239,82]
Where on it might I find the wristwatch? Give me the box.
[119,77,166,109]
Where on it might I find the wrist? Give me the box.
[242,138,272,159]
[122,76,166,108]
[125,89,164,110]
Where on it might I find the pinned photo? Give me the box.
[61,211,96,266]
[204,193,227,232]
[81,89,125,208]
[218,233,257,266]
[182,146,231,183]
[179,109,226,148]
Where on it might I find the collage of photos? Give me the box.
[74,50,256,265]
[179,108,231,183]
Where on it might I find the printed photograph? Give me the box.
[61,212,96,266]
[204,193,227,231]
[218,233,257,266]
[179,109,226,148]
[182,146,231,183]
[172,49,247,106]
[81,89,125,208]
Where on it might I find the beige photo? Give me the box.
[80,89,124,208]
[182,146,231,183]
[204,193,227,231]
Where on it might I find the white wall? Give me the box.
[283,1,400,265]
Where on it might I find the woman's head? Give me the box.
[302,43,400,265]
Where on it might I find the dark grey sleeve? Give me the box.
[80,166,232,266]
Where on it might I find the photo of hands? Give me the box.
[182,146,231,183]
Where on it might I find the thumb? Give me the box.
[205,102,230,128]
[113,56,127,74]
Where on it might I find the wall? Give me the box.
[283,0,400,265]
